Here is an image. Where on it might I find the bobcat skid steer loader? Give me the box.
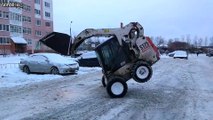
[40,22,160,98]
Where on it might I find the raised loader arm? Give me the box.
[70,22,144,54]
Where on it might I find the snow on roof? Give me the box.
[11,37,27,44]
[31,53,77,64]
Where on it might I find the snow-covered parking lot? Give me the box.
[0,54,213,120]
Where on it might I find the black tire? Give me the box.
[102,76,106,87]
[51,67,59,75]
[106,76,128,98]
[23,65,30,74]
[132,61,153,83]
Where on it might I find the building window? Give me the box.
[0,24,9,31]
[34,0,40,4]
[35,30,42,36]
[22,4,31,12]
[3,24,9,31]
[26,39,32,45]
[0,37,10,45]
[0,11,2,18]
[36,20,41,26]
[45,22,51,27]
[23,27,31,35]
[45,2,50,7]
[3,11,9,19]
[35,9,41,15]
[10,12,22,21]
[45,12,50,18]
[10,25,22,33]
[22,16,31,23]
[0,0,8,3]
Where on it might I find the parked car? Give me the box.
[173,50,188,59]
[19,53,79,74]
[167,51,175,57]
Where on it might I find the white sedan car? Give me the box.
[19,53,79,74]
[173,50,188,59]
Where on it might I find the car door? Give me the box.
[34,55,50,73]
[27,55,39,72]
[39,56,51,73]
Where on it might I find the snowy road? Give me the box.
[0,55,212,120]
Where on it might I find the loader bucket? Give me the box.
[39,32,71,55]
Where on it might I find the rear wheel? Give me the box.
[23,66,30,74]
[106,76,128,98]
[132,61,152,83]
[51,67,59,75]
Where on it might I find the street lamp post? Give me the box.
[67,21,72,55]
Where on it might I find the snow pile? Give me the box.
[78,51,97,59]
[0,54,27,64]
[78,67,101,75]
[0,67,63,88]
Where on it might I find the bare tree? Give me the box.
[204,37,208,46]
[181,35,185,42]
[156,36,165,46]
[174,38,179,42]
[209,37,213,46]
[167,39,174,46]
[186,34,191,45]
[193,36,198,47]
[194,40,198,48]
[198,38,203,46]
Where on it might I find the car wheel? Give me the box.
[23,66,30,74]
[51,67,59,75]
[132,61,153,83]
[106,76,128,98]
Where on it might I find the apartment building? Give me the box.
[0,0,53,54]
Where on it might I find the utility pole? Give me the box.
[67,21,72,55]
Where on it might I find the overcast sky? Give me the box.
[53,0,213,39]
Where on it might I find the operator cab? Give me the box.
[95,36,132,75]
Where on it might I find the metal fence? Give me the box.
[0,63,19,69]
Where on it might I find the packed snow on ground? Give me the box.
[0,54,101,88]
[0,53,212,120]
